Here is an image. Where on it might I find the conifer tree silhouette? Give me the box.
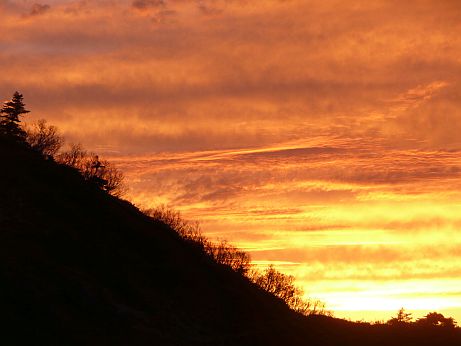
[0,91,29,139]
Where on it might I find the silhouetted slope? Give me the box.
[1,135,461,346]
[0,136,311,345]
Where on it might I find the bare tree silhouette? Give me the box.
[58,144,125,196]
[146,205,330,316]
[26,119,63,158]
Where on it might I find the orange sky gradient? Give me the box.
[2,0,461,322]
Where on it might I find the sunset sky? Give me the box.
[2,0,461,321]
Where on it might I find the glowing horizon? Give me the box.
[112,140,461,322]
[2,0,461,322]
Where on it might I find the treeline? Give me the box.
[144,205,329,316]
[385,308,457,328]
[0,91,124,196]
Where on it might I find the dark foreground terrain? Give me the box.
[1,135,460,345]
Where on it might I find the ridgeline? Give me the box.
[1,132,461,345]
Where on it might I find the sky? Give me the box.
[2,0,461,322]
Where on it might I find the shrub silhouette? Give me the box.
[58,145,125,196]
[210,239,251,275]
[250,264,328,316]
[416,312,457,328]
[145,205,329,316]
[251,265,298,303]
[25,119,63,158]
[58,143,87,167]
[145,206,251,273]
[146,205,201,239]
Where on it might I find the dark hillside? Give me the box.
[1,135,461,345]
[0,135,312,345]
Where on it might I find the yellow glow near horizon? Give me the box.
[119,141,461,322]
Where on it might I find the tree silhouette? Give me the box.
[26,119,63,158]
[146,205,330,316]
[58,145,125,196]
[252,265,297,302]
[208,239,251,275]
[145,206,251,274]
[0,91,29,139]
[387,308,413,325]
[416,312,457,328]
